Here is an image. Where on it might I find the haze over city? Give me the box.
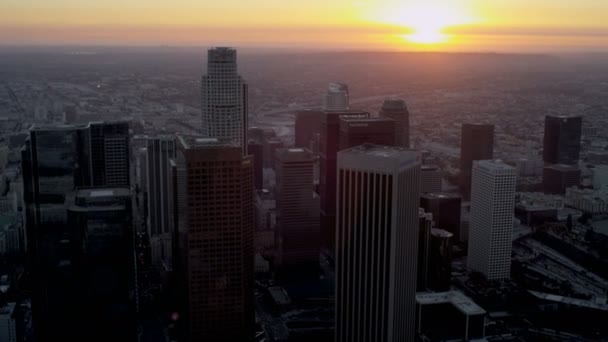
[0,1,607,342]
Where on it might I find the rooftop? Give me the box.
[422,192,462,200]
[338,144,420,173]
[381,98,407,111]
[75,187,131,198]
[474,159,517,172]
[545,164,581,172]
[177,134,238,150]
[416,291,486,316]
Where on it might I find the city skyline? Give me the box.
[1,0,608,52]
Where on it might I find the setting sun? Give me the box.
[374,1,476,45]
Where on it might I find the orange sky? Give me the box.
[1,0,607,52]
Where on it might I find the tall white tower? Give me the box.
[467,160,517,280]
[336,144,421,342]
[324,82,349,111]
[201,47,248,154]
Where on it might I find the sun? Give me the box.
[375,1,474,45]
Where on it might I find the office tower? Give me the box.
[467,160,517,280]
[295,110,323,149]
[146,136,176,267]
[418,209,433,292]
[248,140,264,190]
[428,229,453,292]
[379,98,410,148]
[421,165,442,194]
[460,123,494,199]
[22,122,131,341]
[324,82,349,111]
[254,189,276,251]
[67,188,135,341]
[338,117,395,150]
[0,302,16,342]
[542,164,581,194]
[275,148,320,280]
[90,121,131,187]
[201,47,248,154]
[420,193,462,242]
[319,110,370,250]
[336,144,421,342]
[416,291,486,341]
[543,115,582,165]
[172,136,254,342]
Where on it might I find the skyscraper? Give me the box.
[420,165,442,194]
[90,121,131,187]
[467,160,517,281]
[295,110,323,149]
[420,193,462,242]
[274,148,320,280]
[542,164,581,194]
[146,136,176,266]
[324,82,349,111]
[428,229,454,292]
[66,187,136,341]
[418,209,433,292]
[336,144,421,342]
[171,135,254,342]
[201,47,248,154]
[379,98,410,148]
[319,110,370,250]
[543,115,582,165]
[338,116,396,150]
[248,140,264,190]
[460,123,494,199]
[22,122,131,341]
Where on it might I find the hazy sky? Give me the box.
[1,0,608,52]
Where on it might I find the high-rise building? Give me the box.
[90,121,130,187]
[418,209,433,292]
[171,135,254,342]
[146,136,176,267]
[420,193,462,242]
[248,140,264,190]
[324,82,349,111]
[274,148,320,280]
[428,228,453,292]
[336,144,421,342]
[295,110,323,149]
[467,160,517,280]
[421,165,442,194]
[543,115,582,165]
[319,110,370,250]
[338,116,395,150]
[201,47,248,154]
[379,98,410,148]
[542,164,581,194]
[21,122,131,341]
[460,123,494,199]
[66,187,136,341]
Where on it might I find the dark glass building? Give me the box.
[543,164,581,194]
[459,123,494,199]
[428,228,453,292]
[420,193,462,242]
[22,122,131,341]
[67,188,136,342]
[543,115,582,165]
[338,117,395,150]
[379,98,410,148]
[295,110,323,149]
[319,110,369,251]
